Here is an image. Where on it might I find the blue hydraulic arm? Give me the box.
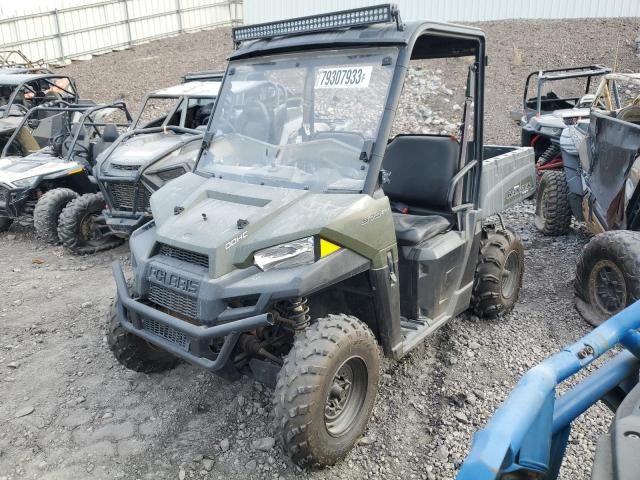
[457,300,640,480]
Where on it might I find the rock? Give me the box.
[359,436,376,446]
[6,234,15,240]
[252,437,275,451]
[237,396,245,407]
[202,458,214,471]
[245,460,257,471]
[436,445,449,460]
[81,301,93,309]
[15,406,35,418]
[12,299,22,306]
[454,411,469,424]
[219,438,230,452]
[7,362,19,369]
[178,467,186,480]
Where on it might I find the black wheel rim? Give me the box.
[501,250,519,299]
[324,356,368,437]
[79,212,111,246]
[589,259,627,316]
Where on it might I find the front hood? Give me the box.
[149,173,394,277]
[106,132,197,167]
[530,108,591,130]
[0,154,80,186]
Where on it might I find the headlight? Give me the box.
[539,126,563,137]
[253,237,342,271]
[12,176,39,188]
[254,237,315,271]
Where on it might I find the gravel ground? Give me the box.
[1,17,640,480]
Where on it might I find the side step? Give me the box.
[399,314,450,356]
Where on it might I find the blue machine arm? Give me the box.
[457,300,640,480]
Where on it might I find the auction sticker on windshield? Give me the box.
[315,66,372,89]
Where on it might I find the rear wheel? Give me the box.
[33,188,78,244]
[58,192,123,255]
[534,170,572,236]
[107,299,180,373]
[472,227,524,318]
[0,217,13,232]
[575,231,640,326]
[273,314,380,467]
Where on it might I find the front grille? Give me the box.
[148,283,198,318]
[142,317,190,351]
[0,186,8,202]
[109,182,151,211]
[158,243,209,269]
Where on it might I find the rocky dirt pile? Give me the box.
[0,17,639,480]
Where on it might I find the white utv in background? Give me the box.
[0,101,131,242]
[515,65,611,169]
[59,74,222,252]
[107,5,535,467]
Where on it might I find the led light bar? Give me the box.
[232,4,400,46]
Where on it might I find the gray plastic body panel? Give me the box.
[479,145,535,219]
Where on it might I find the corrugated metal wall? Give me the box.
[244,0,640,24]
[0,0,243,65]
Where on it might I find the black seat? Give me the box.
[92,123,120,161]
[236,101,271,142]
[392,213,451,245]
[382,135,460,245]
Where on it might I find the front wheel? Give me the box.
[575,231,640,326]
[107,299,180,373]
[471,226,525,318]
[273,314,380,468]
[58,193,123,255]
[33,188,78,243]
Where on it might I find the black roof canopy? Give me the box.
[0,73,70,86]
[230,5,485,61]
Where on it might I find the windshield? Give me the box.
[134,95,216,130]
[197,47,398,192]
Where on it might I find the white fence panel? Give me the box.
[243,0,640,24]
[0,0,243,65]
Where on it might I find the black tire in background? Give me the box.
[33,188,79,244]
[58,192,123,255]
[273,314,380,468]
[471,226,525,318]
[107,299,180,373]
[0,216,13,232]
[534,170,572,236]
[575,231,640,327]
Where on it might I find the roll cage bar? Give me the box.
[0,75,79,119]
[1,100,132,160]
[522,64,611,115]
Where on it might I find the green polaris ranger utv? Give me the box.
[108,5,535,467]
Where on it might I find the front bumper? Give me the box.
[112,261,273,371]
[0,185,32,218]
[105,211,150,237]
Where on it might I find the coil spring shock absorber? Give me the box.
[277,297,310,331]
[536,144,561,168]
